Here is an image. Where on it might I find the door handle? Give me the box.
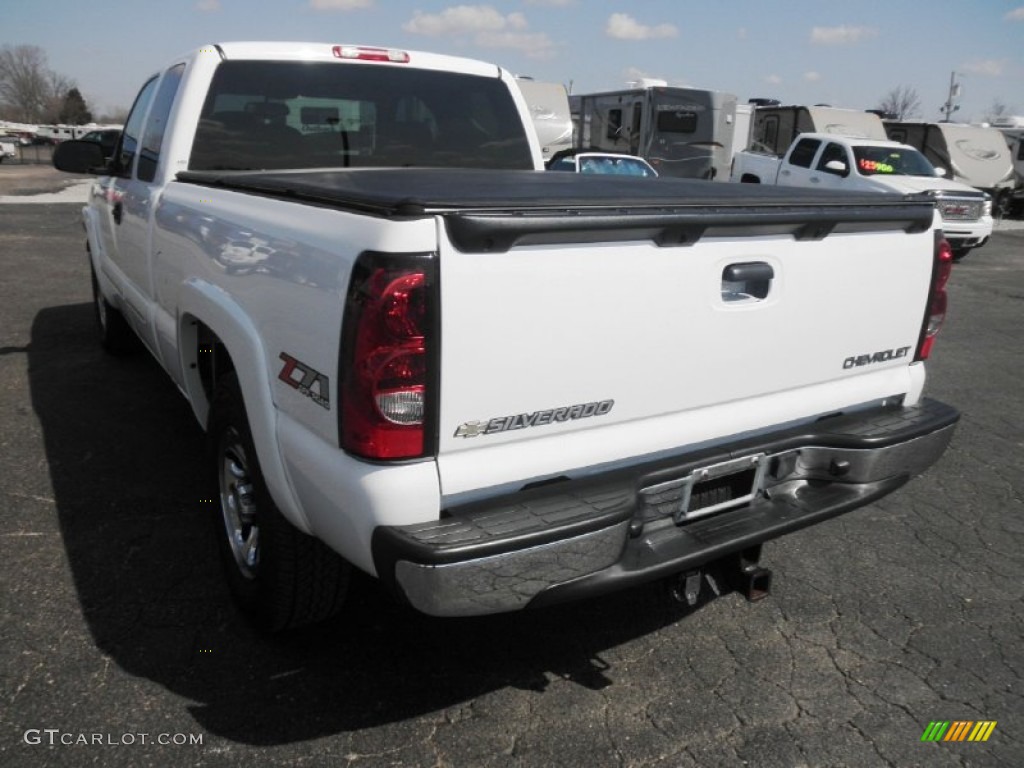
[722,262,774,302]
[112,201,123,225]
[723,262,774,283]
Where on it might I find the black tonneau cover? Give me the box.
[176,168,936,253]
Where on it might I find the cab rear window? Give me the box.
[189,61,533,171]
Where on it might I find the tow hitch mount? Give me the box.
[667,545,772,606]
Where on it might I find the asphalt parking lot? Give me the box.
[1,195,1022,767]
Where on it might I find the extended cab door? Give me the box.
[777,136,822,187]
[813,141,853,190]
[100,64,185,354]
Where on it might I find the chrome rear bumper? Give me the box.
[373,398,958,616]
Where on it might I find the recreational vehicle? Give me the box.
[515,78,572,162]
[991,117,1024,216]
[749,106,887,157]
[569,85,737,180]
[884,121,1015,212]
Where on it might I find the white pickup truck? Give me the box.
[731,133,993,260]
[53,42,959,632]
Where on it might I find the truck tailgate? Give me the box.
[435,196,936,500]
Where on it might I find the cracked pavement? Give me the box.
[1,205,1022,767]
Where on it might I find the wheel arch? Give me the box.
[177,280,313,534]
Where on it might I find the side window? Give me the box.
[655,110,698,134]
[137,64,185,182]
[116,77,159,178]
[788,138,821,168]
[759,116,779,154]
[817,142,849,176]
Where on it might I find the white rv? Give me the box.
[515,78,572,162]
[884,121,1015,213]
[991,117,1024,216]
[569,85,738,180]
[749,105,887,157]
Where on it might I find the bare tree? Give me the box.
[877,86,921,120]
[0,44,79,123]
[984,99,1013,124]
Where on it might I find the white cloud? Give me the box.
[606,13,678,41]
[803,71,821,82]
[403,6,555,59]
[1005,7,1024,21]
[962,59,1004,76]
[810,25,878,45]
[310,0,373,10]
[196,0,220,11]
[765,74,782,85]
[404,5,513,36]
[478,31,556,59]
[525,0,576,6]
[737,27,748,40]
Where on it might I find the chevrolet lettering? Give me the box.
[843,346,912,369]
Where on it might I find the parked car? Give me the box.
[548,150,658,176]
[79,128,121,158]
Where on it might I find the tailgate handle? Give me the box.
[723,262,774,283]
[722,262,774,302]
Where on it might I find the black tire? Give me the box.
[951,247,970,263]
[994,190,1012,220]
[90,265,140,355]
[209,373,350,631]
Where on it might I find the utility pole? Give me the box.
[940,71,961,122]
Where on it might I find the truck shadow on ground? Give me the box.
[29,302,732,746]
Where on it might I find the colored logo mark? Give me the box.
[921,721,997,742]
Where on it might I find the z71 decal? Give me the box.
[278,352,330,409]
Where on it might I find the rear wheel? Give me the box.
[209,373,350,631]
[90,265,139,355]
[994,189,1012,219]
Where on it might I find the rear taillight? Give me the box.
[341,253,437,460]
[915,232,953,361]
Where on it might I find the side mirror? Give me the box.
[934,167,947,177]
[52,140,108,174]
[824,159,848,174]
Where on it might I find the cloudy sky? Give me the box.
[4,0,1022,121]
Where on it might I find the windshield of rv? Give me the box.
[189,60,534,171]
[853,146,936,177]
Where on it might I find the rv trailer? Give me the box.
[515,78,573,162]
[885,121,1015,212]
[569,85,737,180]
[749,105,887,157]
